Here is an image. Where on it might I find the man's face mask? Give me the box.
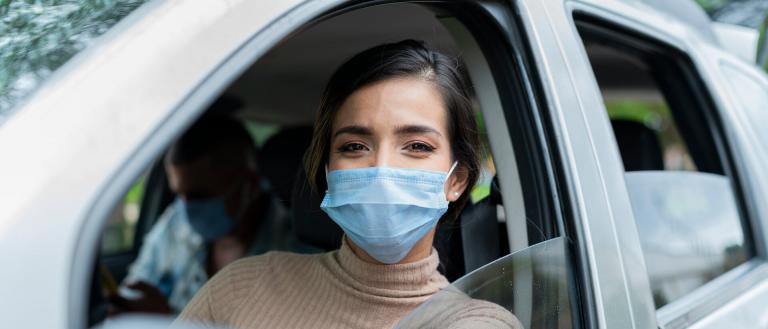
[176,180,253,242]
[320,162,458,264]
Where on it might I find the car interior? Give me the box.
[90,3,569,328]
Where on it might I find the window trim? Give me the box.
[434,3,586,328]
[573,11,761,327]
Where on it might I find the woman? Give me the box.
[177,40,522,329]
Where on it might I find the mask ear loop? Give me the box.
[324,165,330,192]
[447,161,459,178]
[445,161,460,201]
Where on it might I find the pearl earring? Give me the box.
[453,192,460,197]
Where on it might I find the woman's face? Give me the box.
[329,77,468,202]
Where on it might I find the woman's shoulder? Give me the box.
[446,298,523,329]
[222,250,323,280]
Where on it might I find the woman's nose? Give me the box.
[371,148,392,168]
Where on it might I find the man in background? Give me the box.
[112,109,273,314]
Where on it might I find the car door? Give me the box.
[679,47,768,329]
[0,1,578,328]
[574,3,768,329]
[513,1,659,328]
[514,1,768,329]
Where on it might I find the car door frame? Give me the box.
[567,3,768,329]
[51,0,567,328]
[514,0,668,328]
[68,1,588,328]
[677,38,768,329]
[514,0,768,329]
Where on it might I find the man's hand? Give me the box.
[109,281,172,315]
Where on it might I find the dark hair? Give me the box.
[166,113,258,170]
[304,39,481,223]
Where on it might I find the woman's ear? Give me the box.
[446,164,470,202]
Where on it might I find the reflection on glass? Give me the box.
[606,100,696,171]
[0,0,146,122]
[397,237,575,329]
[625,171,748,308]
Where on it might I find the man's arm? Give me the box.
[110,206,177,315]
[123,208,175,286]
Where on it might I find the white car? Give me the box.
[1,1,767,328]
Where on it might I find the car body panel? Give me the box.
[518,0,768,328]
[0,0,303,327]
[517,0,662,327]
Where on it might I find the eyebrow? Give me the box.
[333,125,373,138]
[333,124,443,138]
[394,124,442,137]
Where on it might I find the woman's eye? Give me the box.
[338,143,368,153]
[406,142,434,152]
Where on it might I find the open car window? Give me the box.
[396,237,573,329]
[88,1,575,328]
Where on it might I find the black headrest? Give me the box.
[290,168,343,251]
[260,126,314,207]
[611,119,664,171]
[435,175,504,281]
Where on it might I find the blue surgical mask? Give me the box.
[175,197,235,242]
[320,162,458,264]
[175,179,255,242]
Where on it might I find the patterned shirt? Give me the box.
[123,197,290,313]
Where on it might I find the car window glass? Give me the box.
[396,237,573,329]
[625,171,747,305]
[576,19,753,309]
[587,44,696,171]
[0,0,147,124]
[605,98,696,171]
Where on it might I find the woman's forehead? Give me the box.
[332,77,448,135]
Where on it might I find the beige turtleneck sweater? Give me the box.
[177,239,522,329]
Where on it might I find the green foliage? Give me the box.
[0,0,145,118]
[605,100,667,130]
[695,0,729,12]
[124,174,144,203]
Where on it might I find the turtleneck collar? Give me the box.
[329,237,449,294]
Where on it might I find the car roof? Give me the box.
[227,0,721,126]
[226,3,458,125]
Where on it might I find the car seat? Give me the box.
[433,176,505,281]
[259,126,314,207]
[610,119,664,171]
